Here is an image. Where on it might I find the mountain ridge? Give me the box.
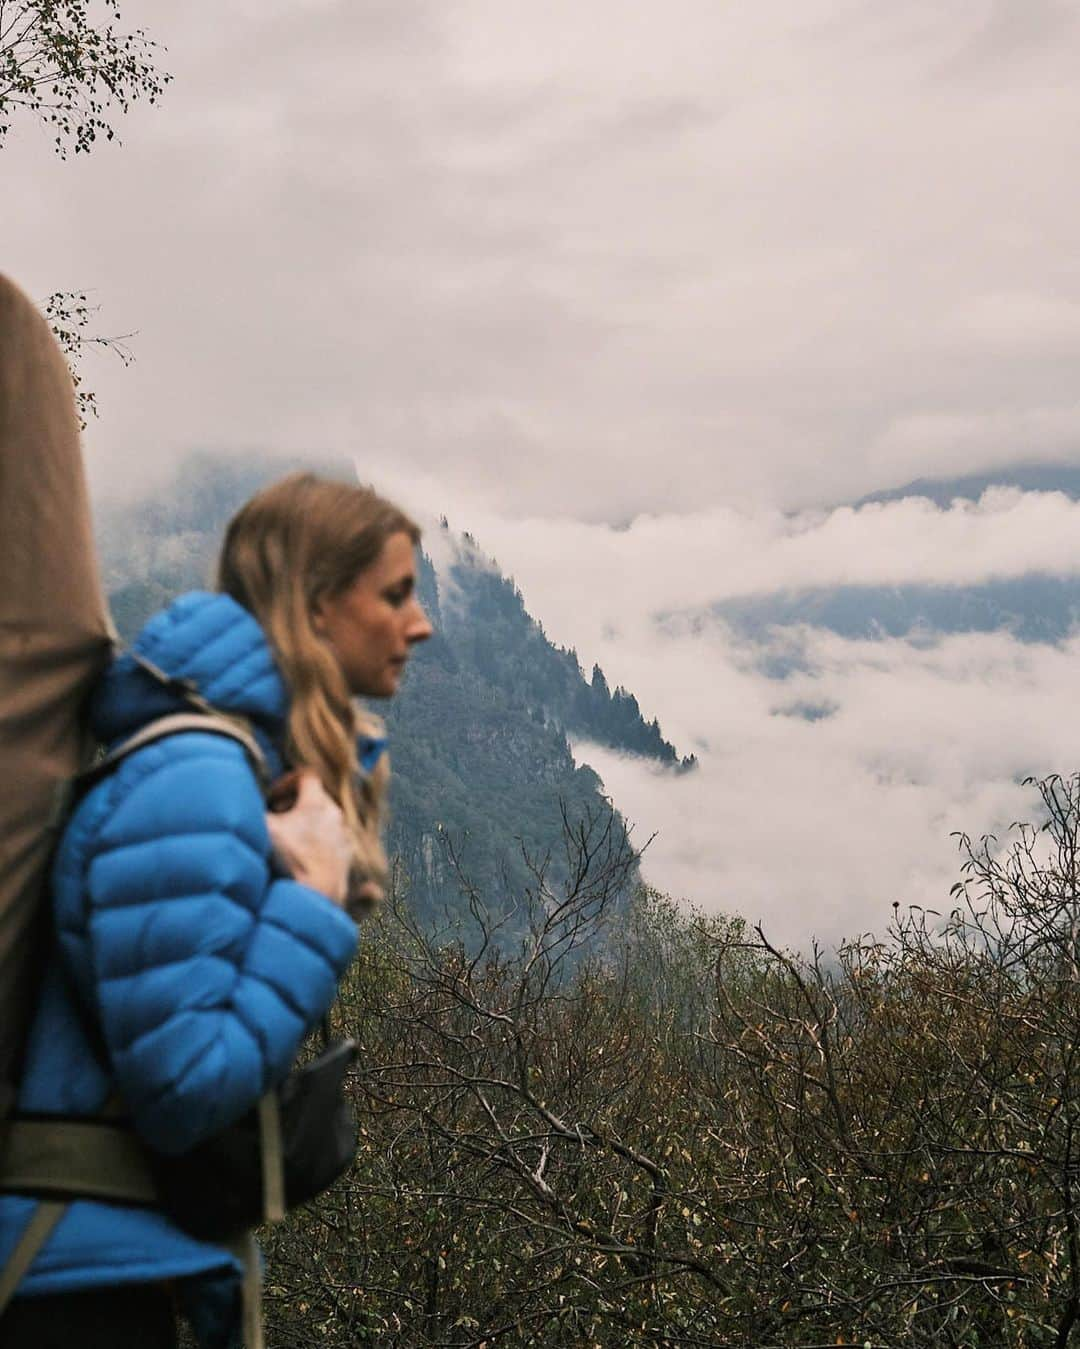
[852,460,1080,509]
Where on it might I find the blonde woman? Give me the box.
[0,473,432,1347]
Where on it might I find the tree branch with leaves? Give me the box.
[44,287,132,425]
[2,3,170,417]
[0,0,169,155]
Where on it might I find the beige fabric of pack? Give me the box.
[0,273,113,1115]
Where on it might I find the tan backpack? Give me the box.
[0,273,113,1121]
[0,279,296,1345]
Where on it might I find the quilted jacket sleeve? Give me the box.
[74,732,358,1155]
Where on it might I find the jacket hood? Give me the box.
[92,591,288,746]
[92,590,390,774]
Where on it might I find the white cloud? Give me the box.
[871,407,1080,480]
[377,474,1080,948]
[947,292,1080,350]
[381,479,1080,659]
[572,628,1080,949]
[6,1,1080,514]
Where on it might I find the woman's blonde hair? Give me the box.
[217,471,421,897]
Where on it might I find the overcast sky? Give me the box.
[7,0,1080,514]
[6,1,1080,945]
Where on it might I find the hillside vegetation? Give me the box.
[259,773,1080,1347]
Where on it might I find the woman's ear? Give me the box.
[310,597,328,635]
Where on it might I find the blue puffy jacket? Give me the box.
[0,592,360,1346]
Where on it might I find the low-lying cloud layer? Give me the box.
[574,629,1080,948]
[386,469,1080,633]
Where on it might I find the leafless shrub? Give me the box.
[253,774,1080,1346]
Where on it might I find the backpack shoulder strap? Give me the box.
[81,712,270,795]
[0,1200,66,1318]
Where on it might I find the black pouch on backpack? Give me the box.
[146,1037,359,1241]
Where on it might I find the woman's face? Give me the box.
[312,531,433,697]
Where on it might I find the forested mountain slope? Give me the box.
[97,452,688,938]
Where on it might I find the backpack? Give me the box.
[0,272,280,1130]
[0,273,113,1125]
[0,280,358,1345]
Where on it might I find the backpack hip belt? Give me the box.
[0,1091,287,1349]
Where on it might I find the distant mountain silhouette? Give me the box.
[855,462,1080,509]
[709,575,1080,650]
